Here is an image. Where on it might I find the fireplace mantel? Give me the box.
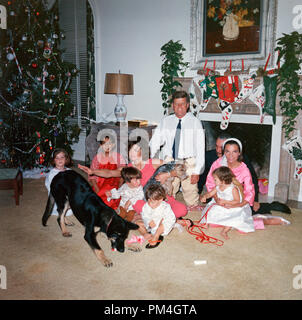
[174,76,302,203]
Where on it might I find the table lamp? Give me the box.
[104,72,134,122]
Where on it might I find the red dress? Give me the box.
[89,151,125,210]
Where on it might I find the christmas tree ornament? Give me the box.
[52,88,59,95]
[37,40,44,47]
[7,53,14,61]
[282,131,302,179]
[31,62,38,68]
[22,34,28,41]
[43,46,52,59]
[8,47,22,75]
[42,65,47,95]
[49,74,55,81]
[23,89,31,97]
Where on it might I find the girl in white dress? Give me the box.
[106,167,144,222]
[200,166,254,239]
[45,149,73,223]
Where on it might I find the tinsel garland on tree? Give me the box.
[0,0,80,169]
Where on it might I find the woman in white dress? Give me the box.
[200,166,254,239]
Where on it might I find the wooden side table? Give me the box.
[0,169,23,205]
[85,122,157,163]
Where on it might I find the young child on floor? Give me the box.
[105,167,144,222]
[89,135,126,210]
[200,166,255,239]
[45,148,73,223]
[141,184,176,249]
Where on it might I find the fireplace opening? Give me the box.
[202,121,272,179]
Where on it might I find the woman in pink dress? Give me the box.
[204,138,290,231]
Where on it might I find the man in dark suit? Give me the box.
[198,132,260,211]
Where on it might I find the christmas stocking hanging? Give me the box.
[234,73,257,103]
[201,75,219,101]
[216,75,239,103]
[189,75,210,115]
[282,132,302,179]
[219,100,233,130]
[263,75,278,124]
[248,84,266,123]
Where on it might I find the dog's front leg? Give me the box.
[84,228,113,267]
[94,249,113,267]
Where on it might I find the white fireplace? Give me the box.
[197,112,283,198]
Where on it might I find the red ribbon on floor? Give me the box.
[186,204,224,246]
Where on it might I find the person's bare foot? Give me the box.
[220,229,230,240]
[263,217,289,225]
[143,233,153,241]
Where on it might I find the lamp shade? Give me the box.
[104,73,134,95]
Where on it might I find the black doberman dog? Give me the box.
[42,170,140,267]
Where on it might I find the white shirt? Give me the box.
[149,113,205,175]
[45,167,72,216]
[110,184,144,210]
[141,201,176,236]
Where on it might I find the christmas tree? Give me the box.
[0,0,80,169]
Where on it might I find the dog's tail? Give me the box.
[42,194,55,226]
[257,201,291,215]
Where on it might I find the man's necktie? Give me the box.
[172,119,182,160]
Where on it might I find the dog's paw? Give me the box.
[94,249,113,267]
[103,258,113,268]
[62,232,72,237]
[127,244,142,252]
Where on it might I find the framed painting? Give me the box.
[190,0,277,70]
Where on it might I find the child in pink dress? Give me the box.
[89,135,126,210]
